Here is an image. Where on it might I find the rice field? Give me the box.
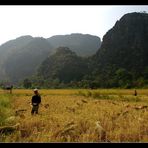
[0,88,148,142]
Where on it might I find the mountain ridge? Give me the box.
[0,33,101,83]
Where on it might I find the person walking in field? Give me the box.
[134,89,137,96]
[31,88,41,115]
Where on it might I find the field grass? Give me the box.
[0,88,148,142]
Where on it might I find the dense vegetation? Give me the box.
[37,47,88,85]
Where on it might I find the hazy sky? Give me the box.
[0,5,148,45]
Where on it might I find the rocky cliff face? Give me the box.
[94,12,148,76]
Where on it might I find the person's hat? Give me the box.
[33,88,38,92]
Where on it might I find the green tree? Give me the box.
[23,78,32,88]
[115,68,133,88]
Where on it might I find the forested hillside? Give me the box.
[0,34,100,84]
[36,47,88,88]
[4,37,53,83]
[0,35,34,79]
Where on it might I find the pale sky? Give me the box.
[0,5,148,45]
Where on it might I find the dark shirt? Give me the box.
[32,94,41,106]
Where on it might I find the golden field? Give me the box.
[0,88,148,142]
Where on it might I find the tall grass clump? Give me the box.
[118,95,141,102]
[78,90,116,101]
[0,94,12,125]
[77,90,93,98]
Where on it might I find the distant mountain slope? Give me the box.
[4,37,53,83]
[47,33,101,57]
[0,33,101,83]
[0,35,34,79]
